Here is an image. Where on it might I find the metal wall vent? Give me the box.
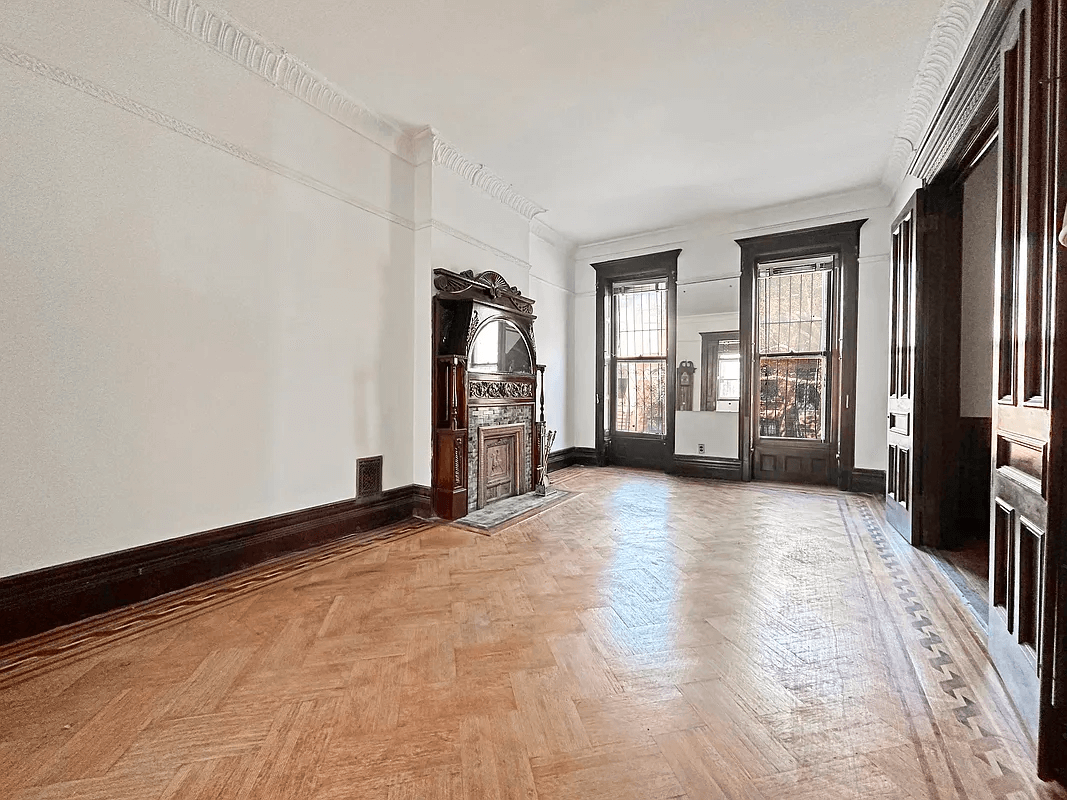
[356,455,383,498]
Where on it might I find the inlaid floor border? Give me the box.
[0,517,434,689]
[841,494,1044,800]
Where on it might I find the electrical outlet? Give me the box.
[698,443,705,454]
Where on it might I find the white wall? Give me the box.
[0,0,420,576]
[960,148,997,418]
[529,233,575,452]
[572,188,893,471]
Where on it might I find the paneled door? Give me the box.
[988,0,1066,779]
[886,200,919,543]
[884,179,964,550]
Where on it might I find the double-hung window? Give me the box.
[612,279,667,435]
[756,256,833,440]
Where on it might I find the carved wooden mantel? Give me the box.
[431,269,540,520]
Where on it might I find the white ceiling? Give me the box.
[225,0,943,244]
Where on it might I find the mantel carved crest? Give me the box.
[434,269,535,316]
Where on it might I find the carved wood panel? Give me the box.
[477,424,526,509]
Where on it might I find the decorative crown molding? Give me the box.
[530,217,575,254]
[413,129,546,222]
[138,0,411,160]
[135,3,550,220]
[0,41,415,230]
[883,0,986,188]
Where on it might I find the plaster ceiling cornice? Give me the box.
[399,126,550,224]
[136,0,552,225]
[136,0,411,159]
[883,0,986,188]
[530,218,574,253]
[429,131,548,222]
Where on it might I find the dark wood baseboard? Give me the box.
[0,485,433,646]
[670,455,744,482]
[547,447,598,471]
[848,468,887,495]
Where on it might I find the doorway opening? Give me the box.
[924,143,998,626]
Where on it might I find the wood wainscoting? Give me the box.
[0,485,432,646]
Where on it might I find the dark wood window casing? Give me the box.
[592,250,680,470]
[737,220,864,488]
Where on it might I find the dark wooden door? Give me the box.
[885,182,964,549]
[886,202,919,542]
[989,0,1066,779]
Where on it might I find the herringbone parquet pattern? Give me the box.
[1,468,1063,799]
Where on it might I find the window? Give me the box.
[756,256,832,440]
[613,279,668,435]
[700,331,741,410]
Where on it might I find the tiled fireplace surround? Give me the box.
[467,404,534,513]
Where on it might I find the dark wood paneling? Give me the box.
[670,455,744,482]
[433,428,468,520]
[0,485,432,646]
[985,0,1067,779]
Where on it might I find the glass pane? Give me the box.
[613,280,667,358]
[469,319,532,373]
[615,360,666,435]
[758,356,826,440]
[717,354,741,400]
[757,268,829,354]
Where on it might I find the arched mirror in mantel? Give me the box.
[469,318,534,375]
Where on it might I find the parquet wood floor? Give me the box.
[2,467,1064,799]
